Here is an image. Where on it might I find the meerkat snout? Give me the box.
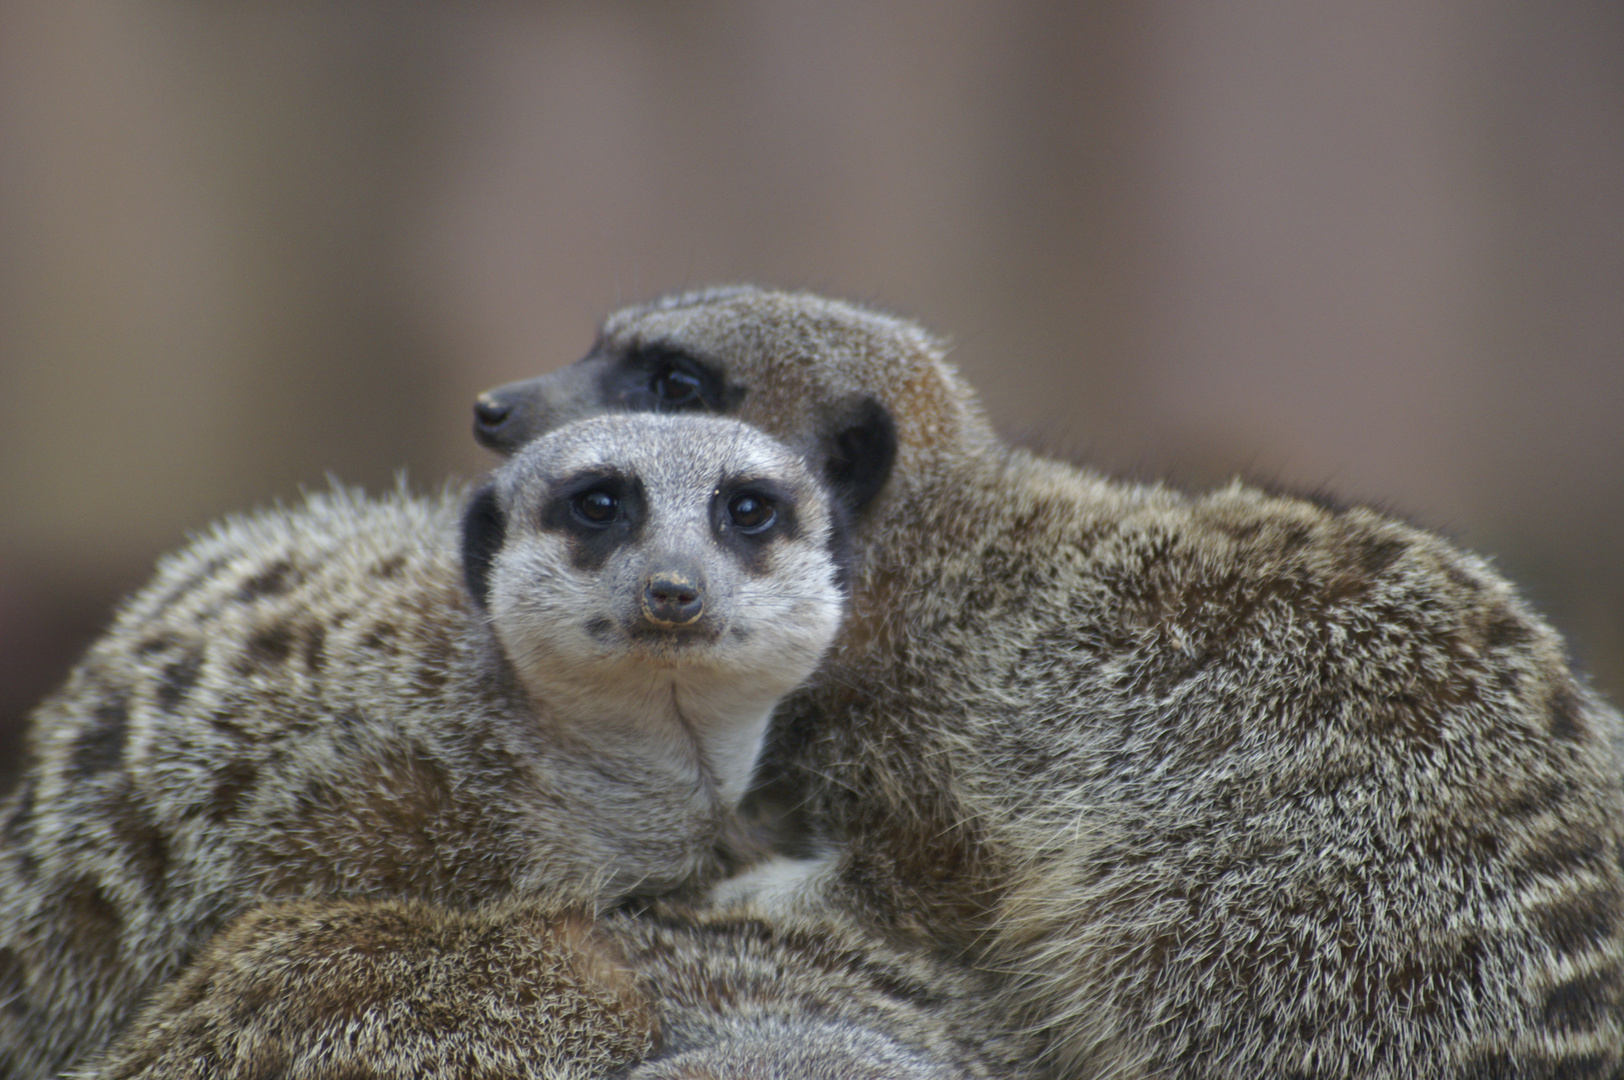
[641,567,706,626]
[473,391,511,431]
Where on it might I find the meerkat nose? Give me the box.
[474,394,510,425]
[642,570,706,626]
[473,393,513,442]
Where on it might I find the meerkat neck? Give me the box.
[523,659,779,811]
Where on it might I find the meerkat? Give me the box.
[461,286,1624,1078]
[79,894,1030,1080]
[0,411,858,1080]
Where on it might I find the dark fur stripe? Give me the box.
[1537,889,1621,958]
[156,649,205,712]
[69,695,129,777]
[1541,967,1622,1034]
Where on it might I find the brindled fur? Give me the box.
[469,285,1624,1078]
[0,413,851,1080]
[75,896,658,1080]
[78,896,1028,1080]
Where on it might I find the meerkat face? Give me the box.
[468,286,976,524]
[462,413,847,800]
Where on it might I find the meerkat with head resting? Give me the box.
[0,411,866,1080]
[467,286,1624,1078]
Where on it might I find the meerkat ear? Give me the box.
[821,396,897,519]
[460,483,506,610]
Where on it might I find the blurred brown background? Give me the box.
[2,1,1621,795]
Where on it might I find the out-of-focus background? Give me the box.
[2,1,1621,794]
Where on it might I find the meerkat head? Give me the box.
[471,286,991,527]
[461,412,848,806]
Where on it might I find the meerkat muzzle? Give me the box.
[641,571,705,626]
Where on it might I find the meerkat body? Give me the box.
[467,287,1624,1078]
[82,895,1028,1080]
[0,412,852,1080]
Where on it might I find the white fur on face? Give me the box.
[485,414,844,808]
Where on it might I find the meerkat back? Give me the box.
[473,286,1624,1079]
[0,412,857,1080]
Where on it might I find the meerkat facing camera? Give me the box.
[0,412,866,1080]
[467,287,1624,1079]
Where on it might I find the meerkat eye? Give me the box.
[726,491,777,533]
[573,489,619,526]
[651,366,703,405]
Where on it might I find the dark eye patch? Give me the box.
[541,470,646,572]
[712,477,800,575]
[598,343,747,415]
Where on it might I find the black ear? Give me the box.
[822,396,897,519]
[460,484,506,610]
[824,497,859,597]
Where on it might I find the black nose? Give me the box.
[473,393,514,449]
[642,572,705,626]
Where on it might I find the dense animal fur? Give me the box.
[468,286,1624,1078]
[613,901,1028,1080]
[80,896,1026,1080]
[78,896,658,1080]
[0,413,853,1080]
